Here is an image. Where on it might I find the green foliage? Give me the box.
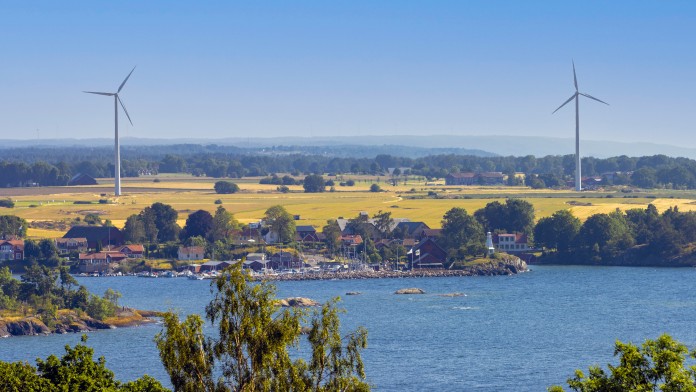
[140,202,180,243]
[0,335,167,392]
[0,198,15,208]
[86,289,121,320]
[534,210,581,253]
[264,205,297,243]
[0,215,27,238]
[124,214,147,244]
[214,181,240,194]
[209,206,239,243]
[369,184,381,192]
[303,174,326,193]
[440,207,486,260]
[551,334,696,392]
[155,266,369,392]
[180,210,214,242]
[474,199,535,235]
[84,213,102,225]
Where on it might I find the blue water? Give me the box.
[3,265,696,391]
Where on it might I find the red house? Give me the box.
[0,239,24,261]
[410,238,447,269]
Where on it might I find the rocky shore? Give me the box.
[252,257,528,282]
[0,308,162,338]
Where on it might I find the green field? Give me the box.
[2,174,696,239]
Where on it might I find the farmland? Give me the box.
[2,174,696,239]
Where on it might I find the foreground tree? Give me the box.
[155,266,369,392]
[0,335,167,392]
[549,334,696,392]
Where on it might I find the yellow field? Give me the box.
[3,175,696,237]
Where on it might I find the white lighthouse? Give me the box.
[486,231,495,256]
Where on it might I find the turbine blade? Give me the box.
[117,66,136,93]
[83,91,114,96]
[579,92,609,106]
[572,61,578,91]
[552,93,577,114]
[117,96,133,126]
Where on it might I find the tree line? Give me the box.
[3,145,696,189]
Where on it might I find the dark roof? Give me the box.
[296,225,316,232]
[63,226,124,245]
[395,221,429,235]
[447,172,475,178]
[67,173,98,186]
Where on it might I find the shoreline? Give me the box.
[251,258,529,282]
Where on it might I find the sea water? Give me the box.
[3,265,696,391]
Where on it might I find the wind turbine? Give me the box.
[553,62,608,191]
[84,66,136,196]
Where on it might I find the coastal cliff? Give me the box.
[0,308,161,338]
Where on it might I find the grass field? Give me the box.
[3,174,696,238]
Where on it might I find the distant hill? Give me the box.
[1,135,695,159]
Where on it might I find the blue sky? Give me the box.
[1,1,695,146]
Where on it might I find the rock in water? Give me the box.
[345,291,362,296]
[279,297,320,307]
[394,288,426,295]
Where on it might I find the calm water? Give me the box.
[3,265,696,391]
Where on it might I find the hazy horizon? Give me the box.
[1,2,695,146]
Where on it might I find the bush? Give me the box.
[73,201,93,205]
[277,185,290,193]
[346,179,356,186]
[214,181,240,194]
[0,199,14,208]
[214,199,223,205]
[370,184,382,192]
[98,199,108,204]
[153,178,161,183]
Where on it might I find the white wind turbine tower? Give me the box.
[84,67,136,196]
[553,62,608,191]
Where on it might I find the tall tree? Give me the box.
[141,202,180,243]
[181,210,214,242]
[123,214,147,244]
[303,174,326,193]
[322,220,343,256]
[209,206,239,242]
[156,266,368,392]
[534,210,581,253]
[372,210,394,239]
[440,207,486,260]
[264,205,296,243]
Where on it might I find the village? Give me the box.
[0,207,534,280]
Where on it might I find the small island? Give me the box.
[0,265,159,337]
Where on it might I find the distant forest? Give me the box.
[0,144,695,189]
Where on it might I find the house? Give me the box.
[112,244,144,258]
[419,229,442,241]
[409,238,447,269]
[478,172,505,185]
[246,253,266,262]
[393,221,430,239]
[341,235,363,246]
[55,238,88,255]
[67,173,98,186]
[78,252,127,273]
[63,226,124,250]
[243,259,267,272]
[0,239,24,261]
[178,246,205,261]
[445,172,476,186]
[494,233,532,253]
[199,260,235,272]
[295,225,321,243]
[336,217,410,241]
[239,227,264,243]
[445,172,504,186]
[269,252,300,270]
